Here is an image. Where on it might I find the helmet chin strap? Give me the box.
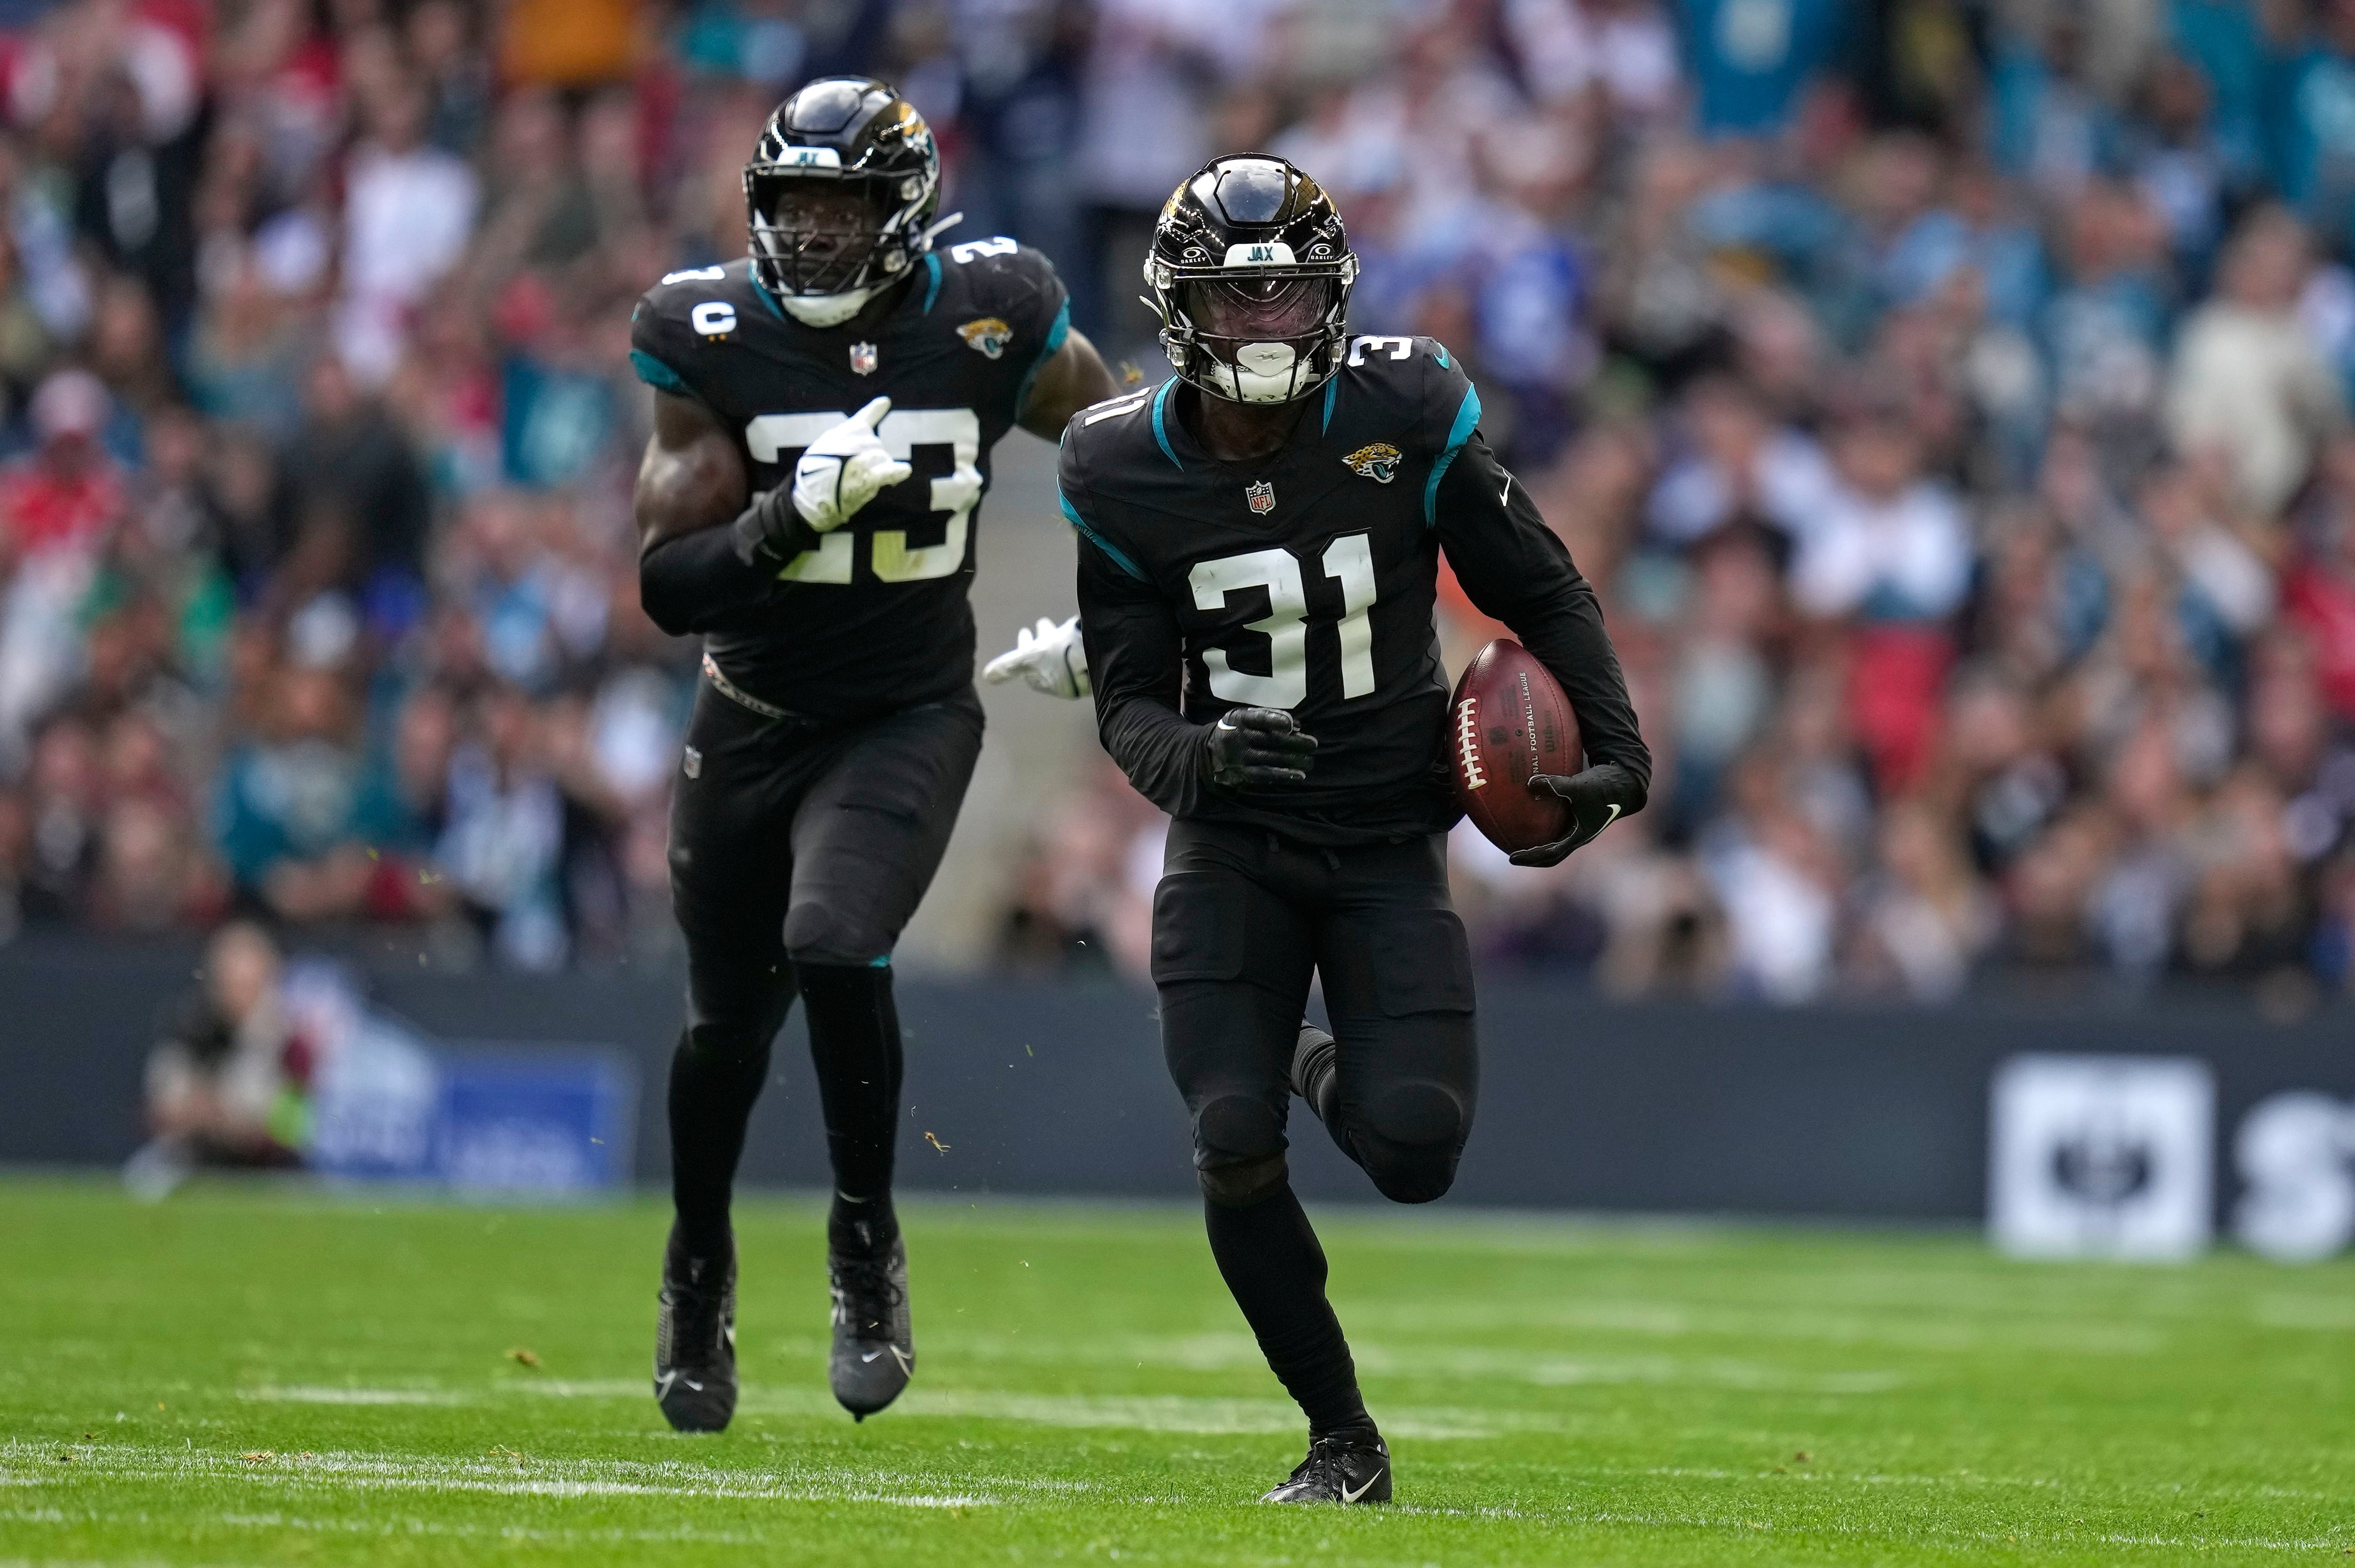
[778,284,884,328]
[913,210,963,251]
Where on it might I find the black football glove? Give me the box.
[1202,708,1317,789]
[729,486,819,568]
[1509,762,1641,868]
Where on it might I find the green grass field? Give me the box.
[5,1178,2354,1566]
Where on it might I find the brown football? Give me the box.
[1448,639,1583,855]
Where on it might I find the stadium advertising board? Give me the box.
[6,944,2355,1254]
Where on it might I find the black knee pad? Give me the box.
[1357,1080,1466,1204]
[1194,1094,1288,1207]
[1200,1150,1289,1207]
[1365,1080,1465,1145]
[782,905,883,969]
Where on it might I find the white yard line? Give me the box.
[235,1381,1554,1439]
[2,1445,997,1510]
[7,1447,2347,1556]
[230,1388,463,1406]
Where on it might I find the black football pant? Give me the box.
[1151,819,1478,1434]
[664,678,983,1261]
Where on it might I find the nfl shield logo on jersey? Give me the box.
[1245,480,1275,515]
[849,341,878,375]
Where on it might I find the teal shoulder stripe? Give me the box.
[1150,380,1181,469]
[748,275,785,319]
[1423,383,1482,526]
[1014,297,1072,417]
[922,253,942,314]
[629,349,686,394]
[1061,490,1146,581]
[1321,373,1337,435]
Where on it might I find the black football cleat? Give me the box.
[653,1225,738,1433]
[1291,1023,1338,1122]
[1261,1431,1391,1505]
[828,1218,913,1420]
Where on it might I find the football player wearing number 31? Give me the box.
[627,77,1115,1432]
[1054,156,1651,1505]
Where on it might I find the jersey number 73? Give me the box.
[745,407,982,583]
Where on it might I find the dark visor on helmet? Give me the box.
[1178,274,1335,341]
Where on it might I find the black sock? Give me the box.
[1298,1028,1373,1180]
[1204,1185,1371,1437]
[828,1190,900,1255]
[663,1217,734,1289]
[1297,1026,1341,1128]
[667,1026,772,1260]
[797,961,905,1217]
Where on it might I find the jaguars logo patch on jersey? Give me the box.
[1343,442,1401,484]
[958,317,1014,359]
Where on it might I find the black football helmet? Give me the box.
[1144,156,1357,404]
[744,77,946,325]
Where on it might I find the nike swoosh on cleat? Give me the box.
[861,1350,883,1364]
[1340,1470,1383,1504]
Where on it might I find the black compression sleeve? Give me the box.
[638,524,774,637]
[1434,433,1651,804]
[1076,532,1209,818]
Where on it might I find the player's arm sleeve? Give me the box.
[1435,430,1652,806]
[632,355,786,636]
[1067,470,1206,818]
[639,523,778,635]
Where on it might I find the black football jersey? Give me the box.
[1068,336,1648,847]
[630,239,1068,719]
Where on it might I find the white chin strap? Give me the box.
[779,284,884,328]
[1206,341,1305,404]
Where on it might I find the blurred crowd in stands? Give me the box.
[9,0,2355,1007]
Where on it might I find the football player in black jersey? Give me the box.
[628,77,1115,1432]
[1061,157,1650,1504]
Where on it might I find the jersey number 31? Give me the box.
[1189,536,1377,708]
[744,407,982,583]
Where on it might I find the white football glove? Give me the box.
[982,615,1090,699]
[792,396,912,533]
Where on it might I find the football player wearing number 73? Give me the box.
[626,76,1116,1434]
[1043,155,1651,1506]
